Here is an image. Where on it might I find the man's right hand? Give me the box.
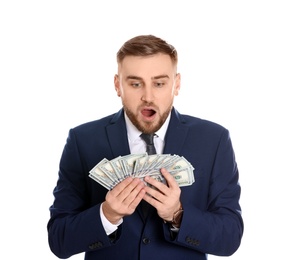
[102,177,146,224]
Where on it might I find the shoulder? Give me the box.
[70,109,124,136]
[173,109,228,134]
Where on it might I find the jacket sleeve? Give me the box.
[163,128,244,256]
[47,129,117,259]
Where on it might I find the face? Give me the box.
[114,54,181,134]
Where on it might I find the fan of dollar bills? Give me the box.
[89,153,195,190]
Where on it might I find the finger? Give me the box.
[110,177,134,197]
[122,179,145,205]
[143,192,162,209]
[105,178,133,207]
[113,177,142,201]
[106,178,146,215]
[160,168,179,188]
[143,185,166,204]
[144,175,169,195]
[128,188,146,210]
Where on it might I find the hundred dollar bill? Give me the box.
[120,153,147,177]
[89,154,195,190]
[89,158,114,190]
[137,156,194,186]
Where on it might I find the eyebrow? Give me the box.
[126,75,142,80]
[152,74,170,80]
[126,74,170,80]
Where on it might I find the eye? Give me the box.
[130,82,142,88]
[154,82,165,88]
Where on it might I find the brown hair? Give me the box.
[116,35,178,65]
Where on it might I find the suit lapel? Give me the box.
[163,108,189,155]
[106,109,131,158]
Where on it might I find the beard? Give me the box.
[124,102,173,134]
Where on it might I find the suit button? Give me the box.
[185,236,200,246]
[88,241,103,249]
[142,237,150,244]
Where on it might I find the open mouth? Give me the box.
[141,108,156,118]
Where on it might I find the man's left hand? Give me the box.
[142,168,181,222]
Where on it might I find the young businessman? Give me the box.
[48,34,243,260]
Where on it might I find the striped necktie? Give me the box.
[139,133,156,219]
[140,133,157,155]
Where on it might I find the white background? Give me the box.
[1,1,292,259]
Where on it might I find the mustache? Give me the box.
[140,101,157,109]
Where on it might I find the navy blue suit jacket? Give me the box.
[48,108,243,260]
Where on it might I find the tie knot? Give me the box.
[140,133,157,155]
[140,133,155,145]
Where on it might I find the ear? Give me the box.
[114,74,121,97]
[174,73,181,96]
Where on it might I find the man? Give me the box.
[48,35,243,259]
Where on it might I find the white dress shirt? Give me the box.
[100,111,171,235]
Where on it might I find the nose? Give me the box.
[141,86,154,103]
